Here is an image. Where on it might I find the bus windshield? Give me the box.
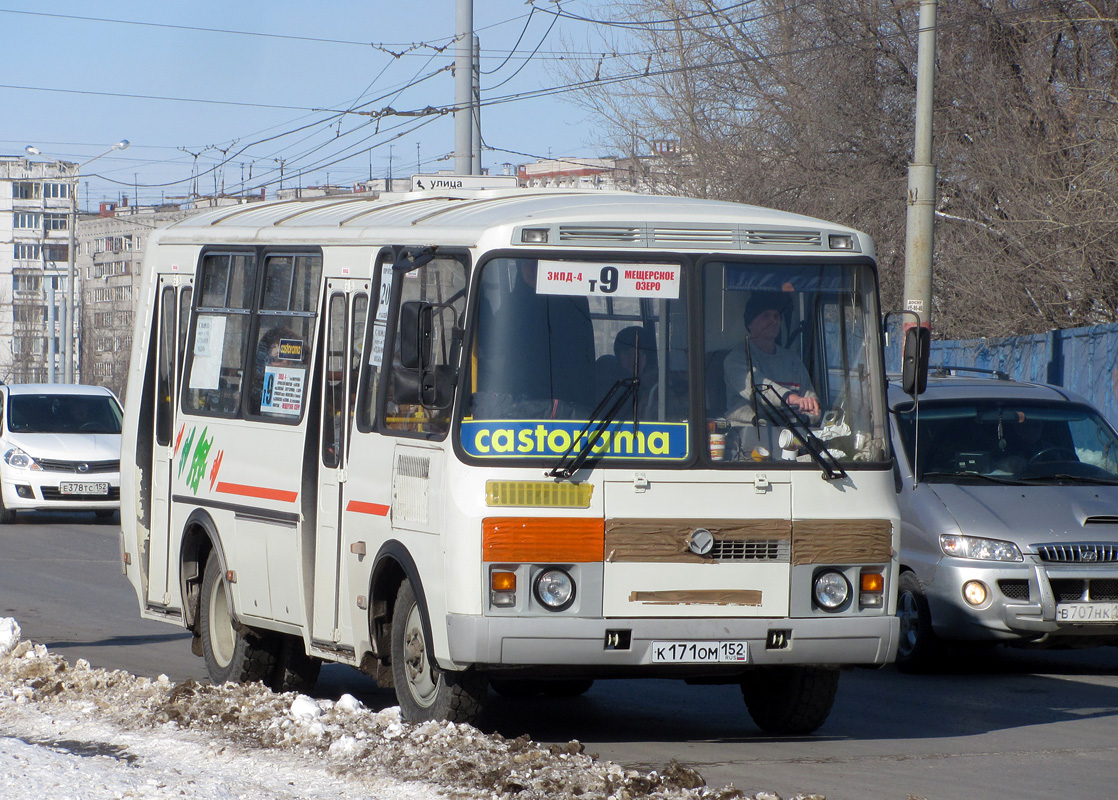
[459,256,887,467]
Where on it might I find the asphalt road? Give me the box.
[3,513,1117,800]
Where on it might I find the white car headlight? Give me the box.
[940,534,1022,562]
[3,446,40,471]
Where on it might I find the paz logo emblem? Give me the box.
[688,528,714,557]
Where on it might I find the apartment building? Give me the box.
[77,201,197,399]
[0,155,76,384]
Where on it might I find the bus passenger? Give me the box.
[724,292,820,425]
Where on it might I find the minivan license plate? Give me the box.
[651,641,749,663]
[60,482,109,496]
[1056,603,1118,623]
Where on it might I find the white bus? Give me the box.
[121,187,899,734]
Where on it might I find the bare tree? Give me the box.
[566,0,1118,338]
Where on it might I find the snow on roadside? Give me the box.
[0,618,813,800]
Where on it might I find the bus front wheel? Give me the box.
[390,579,486,723]
[740,666,839,735]
[199,550,279,685]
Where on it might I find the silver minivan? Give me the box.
[890,373,1118,670]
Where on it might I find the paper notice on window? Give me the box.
[369,322,387,368]
[188,314,226,390]
[261,366,305,416]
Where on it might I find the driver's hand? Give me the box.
[788,393,820,417]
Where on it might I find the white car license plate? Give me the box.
[1056,603,1118,623]
[60,482,109,496]
[650,641,749,663]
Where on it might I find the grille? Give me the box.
[1048,578,1118,602]
[652,226,735,245]
[742,229,822,247]
[998,580,1031,601]
[558,225,641,243]
[711,539,790,562]
[40,487,120,501]
[1036,543,1118,563]
[35,458,119,474]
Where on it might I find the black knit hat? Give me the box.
[743,291,790,326]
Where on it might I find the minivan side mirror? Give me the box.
[902,326,930,395]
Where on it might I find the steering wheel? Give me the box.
[79,422,101,432]
[1028,447,1076,464]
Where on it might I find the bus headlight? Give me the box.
[534,568,575,611]
[813,570,850,611]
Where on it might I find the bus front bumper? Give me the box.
[445,613,899,671]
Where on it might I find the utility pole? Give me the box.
[902,0,938,341]
[454,0,474,175]
[472,34,482,174]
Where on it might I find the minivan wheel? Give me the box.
[896,571,941,672]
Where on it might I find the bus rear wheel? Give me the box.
[740,666,839,735]
[390,579,486,723]
[199,551,279,685]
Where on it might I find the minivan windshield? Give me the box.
[7,394,124,435]
[894,399,1118,484]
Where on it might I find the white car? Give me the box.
[0,384,122,522]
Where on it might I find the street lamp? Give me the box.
[24,140,130,384]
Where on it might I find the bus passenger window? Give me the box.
[183,252,255,416]
[246,253,321,422]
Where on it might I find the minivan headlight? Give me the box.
[3,446,40,471]
[940,534,1022,562]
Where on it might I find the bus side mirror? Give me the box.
[902,326,930,395]
[400,301,433,370]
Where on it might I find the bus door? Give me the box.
[311,284,368,647]
[147,274,192,609]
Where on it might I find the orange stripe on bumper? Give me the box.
[347,500,390,516]
[483,517,605,562]
[215,482,298,503]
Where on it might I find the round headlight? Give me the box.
[534,568,575,611]
[813,570,851,610]
[963,580,989,606]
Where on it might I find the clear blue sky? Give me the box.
[0,1,614,207]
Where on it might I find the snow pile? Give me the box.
[0,619,818,800]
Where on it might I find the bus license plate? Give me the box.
[651,641,749,663]
[60,482,109,496]
[1056,603,1118,623]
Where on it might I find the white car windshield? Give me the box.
[7,394,123,435]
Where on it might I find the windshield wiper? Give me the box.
[920,470,1024,485]
[547,376,640,480]
[1017,473,1118,486]
[753,385,847,480]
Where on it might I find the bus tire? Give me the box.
[740,666,839,735]
[199,550,279,685]
[542,678,594,697]
[274,635,322,693]
[390,579,486,723]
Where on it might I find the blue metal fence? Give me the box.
[885,322,1118,426]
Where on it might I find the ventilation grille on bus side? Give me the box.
[551,224,827,250]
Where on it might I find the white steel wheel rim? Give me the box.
[403,602,438,707]
[208,577,235,668]
[897,591,920,655]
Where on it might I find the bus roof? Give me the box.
[152,188,872,255]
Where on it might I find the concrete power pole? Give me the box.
[902,0,938,336]
[454,0,474,175]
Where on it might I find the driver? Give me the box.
[724,291,820,425]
